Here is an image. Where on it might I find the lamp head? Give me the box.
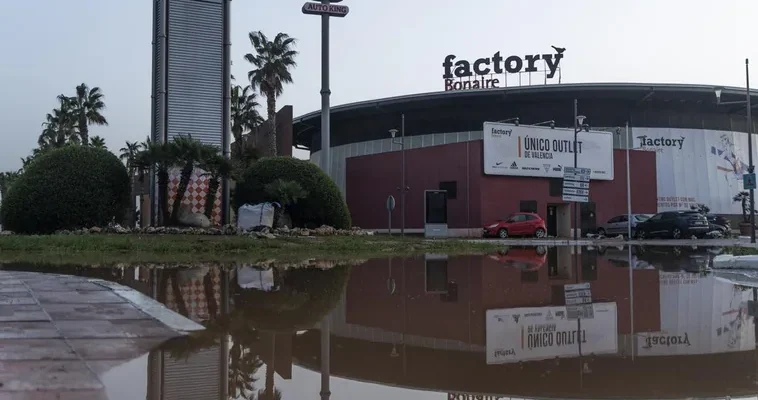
[714,87,723,103]
[389,129,398,138]
[576,115,586,126]
[550,121,555,129]
[515,118,520,126]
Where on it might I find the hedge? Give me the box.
[235,157,351,229]
[0,146,131,234]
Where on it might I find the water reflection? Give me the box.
[3,246,758,399]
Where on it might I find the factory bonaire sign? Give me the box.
[485,303,618,364]
[443,46,565,91]
[483,122,614,180]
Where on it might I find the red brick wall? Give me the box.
[345,140,658,230]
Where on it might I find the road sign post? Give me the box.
[562,167,591,238]
[744,173,756,190]
[564,282,592,357]
[302,1,350,180]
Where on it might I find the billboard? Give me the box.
[636,273,755,357]
[485,302,618,364]
[483,123,614,180]
[633,127,758,214]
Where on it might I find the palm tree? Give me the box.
[135,141,176,225]
[231,84,264,149]
[39,97,78,150]
[244,31,298,156]
[120,141,143,177]
[169,136,210,225]
[199,152,232,220]
[68,83,108,146]
[90,136,107,149]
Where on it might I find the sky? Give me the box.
[1,0,757,172]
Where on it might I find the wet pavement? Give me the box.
[3,245,758,399]
[0,270,201,399]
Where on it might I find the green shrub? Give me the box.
[0,146,131,234]
[235,157,351,229]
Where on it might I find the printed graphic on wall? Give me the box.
[634,128,758,214]
[485,302,618,364]
[483,122,614,180]
[636,272,755,357]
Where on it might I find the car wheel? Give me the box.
[535,228,546,238]
[535,245,547,255]
[636,230,646,240]
[671,228,682,239]
[597,228,606,237]
[498,229,508,239]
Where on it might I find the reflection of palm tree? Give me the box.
[257,387,282,400]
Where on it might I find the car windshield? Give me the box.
[635,215,650,221]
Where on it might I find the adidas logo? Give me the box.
[510,162,518,169]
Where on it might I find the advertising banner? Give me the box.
[485,302,618,364]
[483,123,614,180]
[633,128,758,214]
[636,273,755,357]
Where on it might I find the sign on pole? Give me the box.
[564,282,593,320]
[744,173,756,190]
[562,167,591,203]
[302,2,350,17]
[386,195,395,235]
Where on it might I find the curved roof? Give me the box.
[293,82,758,151]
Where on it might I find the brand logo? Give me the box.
[443,46,565,91]
[543,164,551,172]
[510,162,518,169]
[552,164,563,172]
[546,310,553,320]
[491,127,512,137]
[495,161,503,166]
[512,314,520,323]
[637,135,686,150]
[521,166,540,171]
[642,333,691,349]
[493,348,516,358]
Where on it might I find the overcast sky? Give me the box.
[1,0,757,172]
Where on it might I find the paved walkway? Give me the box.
[0,270,203,399]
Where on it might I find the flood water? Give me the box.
[3,244,758,400]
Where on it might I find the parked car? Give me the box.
[596,214,651,238]
[483,212,547,238]
[705,214,731,235]
[634,210,710,239]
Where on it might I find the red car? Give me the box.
[483,212,547,239]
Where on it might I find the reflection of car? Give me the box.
[483,212,547,239]
[635,245,713,272]
[597,214,651,237]
[487,246,547,270]
[634,211,710,239]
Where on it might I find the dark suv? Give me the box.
[634,211,710,239]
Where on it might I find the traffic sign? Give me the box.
[386,195,396,211]
[562,188,589,196]
[567,304,594,320]
[564,282,590,291]
[302,2,350,17]
[563,167,591,175]
[562,194,589,203]
[744,173,756,190]
[564,282,593,320]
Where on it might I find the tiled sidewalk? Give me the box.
[0,270,202,399]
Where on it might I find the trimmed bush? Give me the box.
[0,146,131,234]
[235,157,351,229]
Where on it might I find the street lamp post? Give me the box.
[573,99,588,241]
[389,114,407,236]
[715,59,754,243]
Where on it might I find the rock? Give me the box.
[315,225,336,236]
[208,228,222,235]
[252,231,276,239]
[0,231,13,236]
[89,227,102,234]
[299,229,311,236]
[146,226,157,234]
[56,229,72,235]
[221,224,237,236]
[177,205,211,228]
[167,227,181,235]
[156,226,167,234]
[275,212,293,230]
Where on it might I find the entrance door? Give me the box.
[546,205,558,237]
[580,202,597,235]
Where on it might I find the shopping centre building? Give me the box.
[292,82,758,237]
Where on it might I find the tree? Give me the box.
[68,83,108,146]
[90,136,107,149]
[168,136,210,225]
[134,141,176,225]
[39,97,78,150]
[734,191,753,224]
[244,31,298,156]
[0,171,20,200]
[120,141,143,177]
[231,84,264,152]
[199,152,232,220]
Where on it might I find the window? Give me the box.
[649,213,663,221]
[439,181,457,200]
[525,214,538,221]
[510,214,527,222]
[619,215,628,222]
[520,200,537,213]
[607,216,620,223]
[662,213,677,221]
[425,259,448,293]
[635,214,651,221]
[425,191,448,224]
